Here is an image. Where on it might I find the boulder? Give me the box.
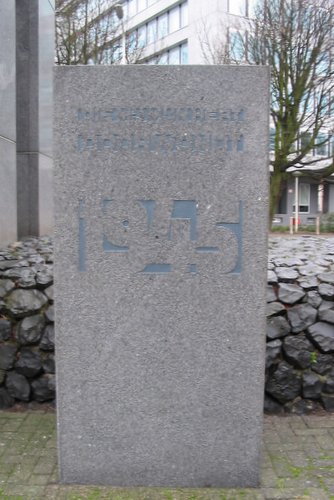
[35,266,53,287]
[278,283,305,305]
[264,394,284,414]
[287,304,317,333]
[323,370,334,393]
[285,397,322,415]
[298,276,318,291]
[302,371,323,399]
[31,375,55,402]
[310,353,333,375]
[275,268,299,283]
[44,285,54,302]
[2,268,36,288]
[266,362,302,403]
[39,325,55,351]
[318,283,334,301]
[15,349,42,378]
[0,260,28,271]
[268,270,278,284]
[266,339,282,369]
[267,286,277,303]
[282,334,314,369]
[321,393,334,412]
[45,305,54,323]
[16,314,45,345]
[42,354,55,374]
[0,387,14,409]
[307,322,334,353]
[6,372,30,401]
[0,279,15,299]
[307,291,322,309]
[267,302,286,318]
[0,344,17,370]
[318,272,334,284]
[0,319,11,341]
[267,316,291,340]
[299,264,327,277]
[4,289,48,318]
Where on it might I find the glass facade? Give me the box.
[229,30,245,61]
[128,2,188,49]
[124,0,164,18]
[145,42,188,64]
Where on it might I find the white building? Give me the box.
[111,0,257,65]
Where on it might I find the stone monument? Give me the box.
[54,66,269,487]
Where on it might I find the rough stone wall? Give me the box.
[266,237,334,414]
[0,236,334,413]
[0,237,54,408]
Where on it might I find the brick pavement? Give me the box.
[0,411,333,499]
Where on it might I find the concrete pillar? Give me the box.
[16,0,54,239]
[0,2,17,244]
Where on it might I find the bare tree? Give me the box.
[55,0,143,65]
[201,0,334,221]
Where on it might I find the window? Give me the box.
[169,6,180,32]
[269,128,275,151]
[169,46,180,64]
[158,13,168,39]
[157,52,168,65]
[147,19,157,44]
[293,184,310,213]
[229,0,246,16]
[247,0,258,17]
[315,134,329,157]
[127,32,138,54]
[145,43,188,65]
[180,43,188,64]
[137,25,146,47]
[180,2,188,27]
[133,3,187,49]
[122,2,128,18]
[229,30,245,61]
[128,0,136,18]
[300,132,312,152]
[299,184,310,213]
[138,0,147,12]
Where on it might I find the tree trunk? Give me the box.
[269,169,285,228]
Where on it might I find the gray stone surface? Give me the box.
[0,140,17,244]
[4,289,48,318]
[0,0,54,245]
[278,283,305,304]
[54,66,269,487]
[307,322,334,353]
[267,316,290,340]
[0,0,15,243]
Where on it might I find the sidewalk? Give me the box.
[0,411,333,499]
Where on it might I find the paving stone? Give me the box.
[0,338,333,499]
